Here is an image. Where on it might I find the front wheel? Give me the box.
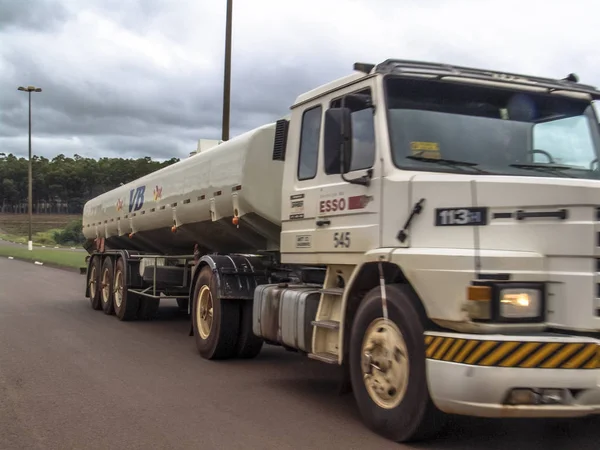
[349,284,444,443]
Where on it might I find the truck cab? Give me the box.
[276,59,600,440]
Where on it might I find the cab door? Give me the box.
[280,80,382,266]
[313,85,381,263]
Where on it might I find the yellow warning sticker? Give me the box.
[410,141,440,159]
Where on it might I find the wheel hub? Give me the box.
[196,285,214,339]
[360,318,409,409]
[89,266,96,293]
[114,270,123,308]
[101,269,110,303]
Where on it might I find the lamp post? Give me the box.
[221,0,233,142]
[17,85,42,251]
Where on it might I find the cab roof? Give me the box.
[291,58,600,108]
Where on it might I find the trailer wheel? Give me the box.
[348,284,444,443]
[192,266,240,360]
[100,257,115,315]
[88,256,102,310]
[114,257,139,321]
[235,300,263,359]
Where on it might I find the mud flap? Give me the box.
[337,360,353,395]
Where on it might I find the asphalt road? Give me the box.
[0,257,598,450]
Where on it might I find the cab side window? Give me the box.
[297,105,322,181]
[326,88,375,174]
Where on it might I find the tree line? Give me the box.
[0,153,180,214]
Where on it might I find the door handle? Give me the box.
[316,219,331,227]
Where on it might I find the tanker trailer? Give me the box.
[82,121,284,256]
[82,120,291,329]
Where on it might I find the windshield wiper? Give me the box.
[406,155,489,173]
[509,163,573,177]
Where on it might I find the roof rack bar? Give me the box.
[373,59,600,98]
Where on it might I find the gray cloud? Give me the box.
[1,0,599,162]
[0,0,70,31]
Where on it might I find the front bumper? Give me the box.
[425,332,600,418]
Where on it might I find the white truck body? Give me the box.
[82,123,284,253]
[83,59,600,443]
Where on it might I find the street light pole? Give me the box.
[221,0,233,142]
[17,85,42,251]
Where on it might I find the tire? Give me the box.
[137,297,160,320]
[235,300,263,359]
[100,257,115,315]
[349,284,445,443]
[114,257,139,321]
[191,266,240,360]
[88,256,102,310]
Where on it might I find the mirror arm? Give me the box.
[341,168,373,187]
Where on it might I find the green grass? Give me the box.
[0,228,64,246]
[0,213,79,235]
[0,246,86,269]
[0,213,82,248]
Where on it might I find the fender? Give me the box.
[188,253,271,313]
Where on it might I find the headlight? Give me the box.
[467,282,545,323]
[499,288,541,319]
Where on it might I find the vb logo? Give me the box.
[129,186,146,212]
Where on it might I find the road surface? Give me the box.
[0,257,597,450]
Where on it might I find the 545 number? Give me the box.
[333,231,351,248]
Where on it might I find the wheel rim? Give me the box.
[196,285,213,339]
[114,269,123,309]
[89,265,96,295]
[101,268,110,304]
[360,318,409,409]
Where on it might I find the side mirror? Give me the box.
[324,107,353,174]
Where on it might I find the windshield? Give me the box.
[385,77,600,179]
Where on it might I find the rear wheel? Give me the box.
[349,284,444,443]
[88,256,102,310]
[114,257,139,321]
[100,257,115,315]
[192,266,240,360]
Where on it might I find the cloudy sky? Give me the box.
[1,0,599,161]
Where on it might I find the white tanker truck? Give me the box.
[82,59,600,443]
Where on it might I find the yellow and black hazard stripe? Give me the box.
[424,335,599,369]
